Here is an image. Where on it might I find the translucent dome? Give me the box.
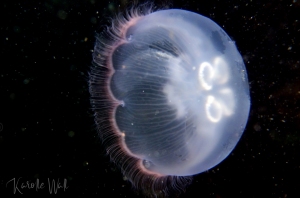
[108,9,250,176]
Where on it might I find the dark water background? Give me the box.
[1,0,300,197]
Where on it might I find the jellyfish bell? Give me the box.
[89,3,250,197]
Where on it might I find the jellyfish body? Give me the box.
[90,5,250,197]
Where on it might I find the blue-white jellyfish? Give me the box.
[89,4,250,197]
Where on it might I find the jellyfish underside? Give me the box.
[107,9,250,176]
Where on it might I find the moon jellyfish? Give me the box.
[89,4,250,197]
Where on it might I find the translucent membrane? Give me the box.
[109,9,250,176]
